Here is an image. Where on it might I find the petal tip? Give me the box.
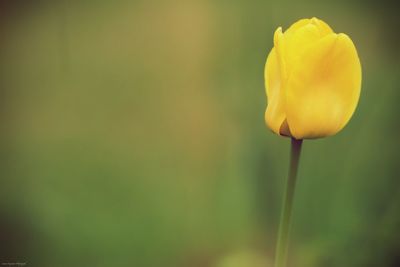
[274,27,283,36]
[273,27,284,49]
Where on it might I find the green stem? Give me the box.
[274,138,303,267]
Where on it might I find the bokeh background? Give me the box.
[0,0,399,266]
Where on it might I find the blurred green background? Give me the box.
[0,0,399,266]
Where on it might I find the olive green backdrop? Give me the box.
[0,0,399,266]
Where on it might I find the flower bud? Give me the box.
[265,18,362,139]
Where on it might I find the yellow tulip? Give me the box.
[264,17,362,139]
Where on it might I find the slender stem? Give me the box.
[274,138,303,267]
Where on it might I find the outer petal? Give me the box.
[285,33,362,139]
[265,47,285,135]
[273,27,287,81]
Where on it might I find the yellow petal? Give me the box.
[273,27,287,81]
[285,33,362,139]
[285,18,312,34]
[286,17,333,37]
[310,17,333,36]
[283,23,321,75]
[283,18,333,73]
[280,18,333,77]
[265,47,286,135]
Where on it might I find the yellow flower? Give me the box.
[264,17,362,139]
